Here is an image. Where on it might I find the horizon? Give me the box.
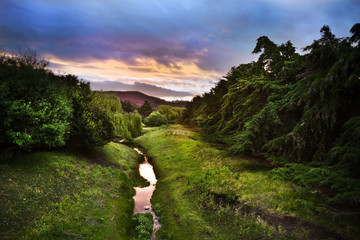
[1,0,359,100]
[99,89,193,102]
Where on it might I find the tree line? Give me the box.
[123,99,185,127]
[0,49,142,151]
[182,24,360,204]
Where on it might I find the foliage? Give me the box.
[271,163,360,204]
[67,82,115,147]
[144,111,168,127]
[122,100,136,113]
[138,101,153,118]
[0,49,73,149]
[183,24,360,205]
[92,92,142,140]
[0,49,142,150]
[6,98,72,149]
[131,213,153,240]
[122,112,143,139]
[158,105,185,123]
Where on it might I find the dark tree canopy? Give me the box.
[350,23,360,46]
[138,101,153,118]
[183,24,360,205]
[121,100,136,113]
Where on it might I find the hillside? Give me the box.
[105,91,188,108]
[0,142,140,239]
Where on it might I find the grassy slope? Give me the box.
[135,125,358,240]
[0,142,140,240]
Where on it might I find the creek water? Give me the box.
[132,147,161,239]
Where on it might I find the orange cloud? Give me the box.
[47,54,221,95]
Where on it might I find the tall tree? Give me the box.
[138,101,153,118]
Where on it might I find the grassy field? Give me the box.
[135,125,359,240]
[0,142,141,240]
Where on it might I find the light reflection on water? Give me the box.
[139,162,157,185]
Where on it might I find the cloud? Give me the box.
[45,55,221,95]
[0,0,359,98]
[89,81,194,98]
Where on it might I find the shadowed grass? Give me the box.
[0,142,140,240]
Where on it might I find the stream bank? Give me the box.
[132,147,161,239]
[120,139,161,240]
[134,125,354,240]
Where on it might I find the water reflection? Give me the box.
[139,162,157,185]
[133,185,155,213]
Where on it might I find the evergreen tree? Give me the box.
[138,101,153,118]
[182,24,360,204]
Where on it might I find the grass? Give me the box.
[135,125,359,240]
[0,142,141,240]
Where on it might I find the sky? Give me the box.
[0,0,359,100]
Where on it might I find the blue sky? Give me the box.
[1,0,359,99]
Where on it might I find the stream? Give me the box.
[132,147,161,240]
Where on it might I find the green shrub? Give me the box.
[6,98,72,149]
[144,112,168,127]
[131,213,153,240]
[158,105,184,123]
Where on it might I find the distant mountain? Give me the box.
[105,91,189,108]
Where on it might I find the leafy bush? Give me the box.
[6,98,72,149]
[158,105,184,123]
[144,112,168,127]
[131,213,153,240]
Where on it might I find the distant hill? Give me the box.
[105,91,189,108]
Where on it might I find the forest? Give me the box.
[183,24,360,205]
